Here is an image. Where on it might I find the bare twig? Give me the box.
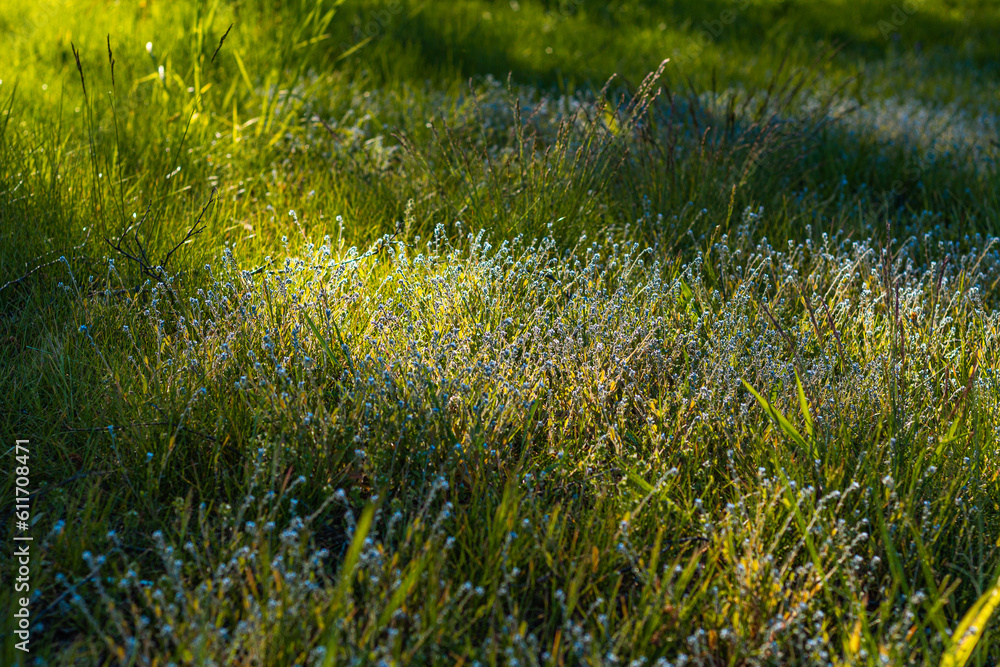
[0,229,92,295]
[104,190,215,295]
[162,189,215,270]
[1,257,73,295]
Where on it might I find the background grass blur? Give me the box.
[2,0,1000,664]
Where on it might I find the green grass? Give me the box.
[2,0,1000,664]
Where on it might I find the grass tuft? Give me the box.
[2,0,1000,664]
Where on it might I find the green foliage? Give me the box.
[2,0,1000,664]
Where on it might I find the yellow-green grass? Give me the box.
[2,0,1000,663]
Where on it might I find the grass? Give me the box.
[1,0,1000,664]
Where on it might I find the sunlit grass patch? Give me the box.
[24,212,998,662]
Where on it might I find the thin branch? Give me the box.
[0,229,92,295]
[105,191,215,296]
[162,188,215,270]
[1,256,72,295]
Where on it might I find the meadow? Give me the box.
[1,0,1000,664]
